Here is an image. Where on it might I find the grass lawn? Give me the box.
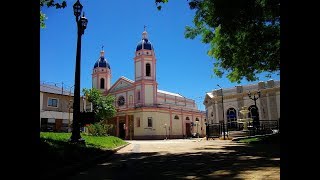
[237,133,280,144]
[40,132,128,177]
[40,132,127,149]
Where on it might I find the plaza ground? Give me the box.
[66,138,280,179]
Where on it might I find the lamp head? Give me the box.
[80,12,88,30]
[73,0,83,18]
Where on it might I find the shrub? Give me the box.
[87,122,107,136]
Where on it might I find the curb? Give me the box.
[41,142,130,180]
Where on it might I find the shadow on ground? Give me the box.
[39,138,116,180]
[64,142,280,180]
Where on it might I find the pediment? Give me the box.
[203,93,213,105]
[109,77,134,93]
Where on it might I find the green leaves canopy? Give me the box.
[40,0,67,28]
[82,88,116,123]
[156,0,280,83]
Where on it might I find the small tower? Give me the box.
[134,26,157,106]
[92,46,111,93]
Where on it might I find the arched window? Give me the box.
[137,91,141,102]
[174,115,179,119]
[227,108,237,130]
[186,117,190,120]
[100,78,105,89]
[146,63,151,77]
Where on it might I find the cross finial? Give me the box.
[144,25,146,31]
[100,45,105,57]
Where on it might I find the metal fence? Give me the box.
[206,119,279,139]
[250,120,279,135]
[206,123,223,139]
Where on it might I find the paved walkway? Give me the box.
[67,138,280,179]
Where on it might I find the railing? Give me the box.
[255,120,279,134]
[206,119,279,139]
[245,120,279,136]
[206,123,224,139]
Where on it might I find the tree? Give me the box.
[155,0,280,83]
[82,88,117,123]
[40,0,67,28]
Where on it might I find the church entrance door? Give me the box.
[186,123,192,137]
[119,122,125,139]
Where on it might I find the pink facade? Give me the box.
[92,29,206,139]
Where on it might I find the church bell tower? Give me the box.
[134,27,157,106]
[92,46,111,94]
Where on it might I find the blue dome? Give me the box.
[136,38,153,51]
[94,56,110,69]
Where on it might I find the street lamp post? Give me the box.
[217,84,226,140]
[68,99,72,132]
[164,123,167,140]
[195,119,199,139]
[247,90,261,128]
[68,85,74,133]
[69,0,88,144]
[248,90,261,107]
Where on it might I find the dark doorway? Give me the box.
[41,118,48,131]
[248,105,260,128]
[186,123,191,137]
[119,122,126,139]
[55,119,63,132]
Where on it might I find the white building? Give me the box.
[203,80,280,130]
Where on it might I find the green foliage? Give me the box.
[86,122,113,136]
[155,0,169,10]
[40,12,47,28]
[156,0,280,83]
[40,0,67,28]
[82,88,116,123]
[87,123,106,136]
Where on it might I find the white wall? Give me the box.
[135,61,141,79]
[40,111,73,121]
[145,85,154,104]
[92,77,97,89]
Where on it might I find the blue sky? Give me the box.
[40,0,280,111]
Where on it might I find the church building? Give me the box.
[91,29,206,139]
